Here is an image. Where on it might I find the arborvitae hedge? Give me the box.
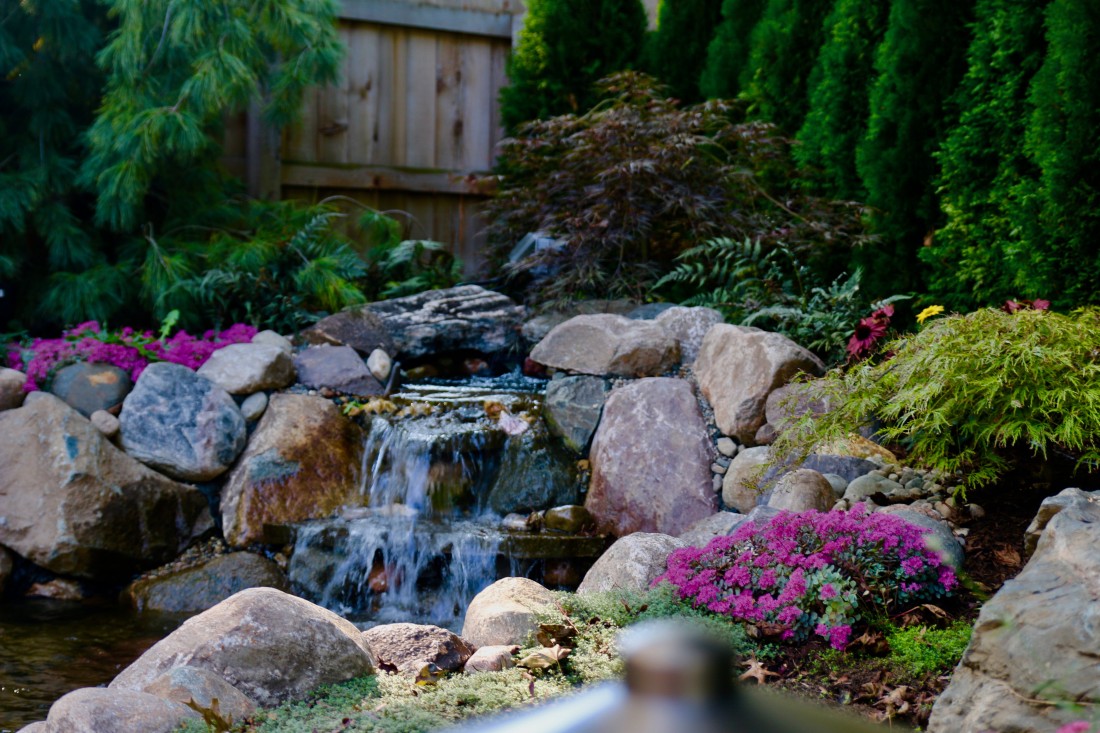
[1012,0,1100,307]
[923,0,1049,310]
[795,0,890,199]
[740,0,833,134]
[645,0,724,103]
[499,0,647,132]
[699,0,768,100]
[854,0,975,293]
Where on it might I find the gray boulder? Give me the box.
[0,367,26,411]
[143,667,256,727]
[530,314,680,378]
[721,446,772,513]
[521,300,636,346]
[653,306,723,364]
[293,344,384,396]
[362,623,475,675]
[928,494,1100,733]
[1023,487,1093,557]
[799,454,878,484]
[111,587,376,708]
[41,688,201,733]
[49,362,132,417]
[119,362,246,482]
[543,375,609,453]
[196,343,295,395]
[363,285,524,360]
[251,330,294,354]
[461,577,556,648]
[123,552,290,614]
[763,381,832,434]
[587,378,717,537]
[694,324,825,445]
[484,426,579,515]
[577,533,686,594]
[678,512,751,548]
[297,308,395,355]
[767,469,835,512]
[0,394,211,581]
[220,394,364,548]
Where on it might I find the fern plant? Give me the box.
[370,240,464,300]
[771,307,1100,495]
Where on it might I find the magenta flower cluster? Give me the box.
[5,321,257,391]
[656,505,959,651]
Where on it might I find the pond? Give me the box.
[0,599,184,731]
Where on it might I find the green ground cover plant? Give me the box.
[771,307,1100,494]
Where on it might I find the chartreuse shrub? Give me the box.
[772,307,1100,494]
[658,506,958,651]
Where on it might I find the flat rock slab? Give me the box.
[0,394,211,581]
[587,378,717,536]
[119,362,246,482]
[298,309,395,355]
[196,343,296,395]
[363,285,525,360]
[530,314,679,378]
[928,491,1100,733]
[220,394,364,548]
[111,587,376,709]
[695,324,825,445]
[293,344,384,396]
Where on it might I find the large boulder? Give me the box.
[928,492,1100,733]
[143,667,256,727]
[0,367,26,411]
[119,362,246,482]
[678,512,751,548]
[220,394,364,548]
[0,394,211,581]
[362,623,475,675]
[48,362,132,417]
[293,344,384,396]
[1023,486,1094,557]
[461,577,556,648]
[577,533,686,594]
[521,300,636,346]
[40,688,201,733]
[362,285,524,360]
[876,506,964,571]
[586,378,717,537]
[530,314,680,378]
[694,325,825,445]
[543,375,609,453]
[196,343,295,395]
[111,587,376,708]
[484,427,579,515]
[653,306,723,365]
[298,308,395,355]
[123,552,290,613]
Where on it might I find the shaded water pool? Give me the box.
[0,599,184,731]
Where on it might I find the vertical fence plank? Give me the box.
[404,29,438,168]
[346,23,382,165]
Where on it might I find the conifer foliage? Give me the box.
[645,0,724,104]
[0,0,344,329]
[499,0,647,133]
[699,0,767,100]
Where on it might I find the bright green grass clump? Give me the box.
[885,621,972,677]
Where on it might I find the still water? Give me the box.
[0,599,183,732]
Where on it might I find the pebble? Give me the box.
[711,462,728,475]
[716,437,737,457]
[969,504,986,520]
[240,392,268,422]
[712,475,723,493]
[90,409,120,439]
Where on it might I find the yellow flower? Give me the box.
[916,304,945,324]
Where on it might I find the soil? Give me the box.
[740,481,1043,728]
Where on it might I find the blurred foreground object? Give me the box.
[446,620,901,733]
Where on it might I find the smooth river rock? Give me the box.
[41,687,201,733]
[767,469,835,512]
[928,491,1100,733]
[196,342,295,395]
[220,394,364,548]
[111,587,376,708]
[123,552,290,613]
[587,378,717,536]
[293,344,384,396]
[0,367,27,411]
[142,667,256,727]
[461,577,556,648]
[0,394,211,581]
[653,306,723,364]
[694,324,825,445]
[363,285,525,360]
[49,362,132,417]
[362,623,474,675]
[530,314,680,378]
[577,533,686,594]
[119,362,246,482]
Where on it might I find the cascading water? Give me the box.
[287,375,576,630]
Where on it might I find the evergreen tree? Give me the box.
[499,0,647,132]
[699,0,767,100]
[922,0,1048,310]
[0,0,343,329]
[1011,0,1100,307]
[854,0,974,294]
[740,0,833,134]
[645,0,724,103]
[795,0,890,200]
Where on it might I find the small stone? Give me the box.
[240,392,268,422]
[464,646,519,674]
[767,469,834,512]
[712,475,723,493]
[716,437,737,457]
[888,473,899,481]
[946,496,958,508]
[0,368,27,411]
[822,473,848,498]
[905,477,924,491]
[367,349,392,383]
[542,505,594,534]
[969,504,986,520]
[90,410,120,439]
[711,462,728,475]
[27,578,84,600]
[933,501,953,519]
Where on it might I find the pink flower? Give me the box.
[1055,723,1091,733]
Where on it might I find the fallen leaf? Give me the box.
[994,546,1022,567]
[518,645,571,671]
[738,657,779,685]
